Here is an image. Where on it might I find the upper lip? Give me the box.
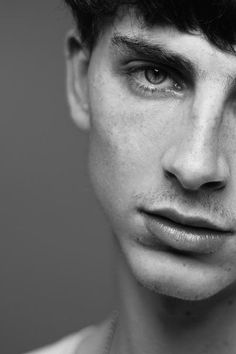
[143,208,232,233]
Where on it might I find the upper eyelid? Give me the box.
[124,59,175,70]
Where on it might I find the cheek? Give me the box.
[88,109,149,214]
[87,68,185,213]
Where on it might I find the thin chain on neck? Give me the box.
[103,311,119,354]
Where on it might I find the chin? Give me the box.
[134,271,226,301]
[122,240,234,301]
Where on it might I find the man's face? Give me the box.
[76,12,236,300]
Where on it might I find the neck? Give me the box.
[112,250,236,354]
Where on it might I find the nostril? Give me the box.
[203,181,225,191]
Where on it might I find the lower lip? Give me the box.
[142,213,230,255]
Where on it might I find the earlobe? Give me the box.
[65,30,91,130]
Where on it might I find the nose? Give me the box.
[162,143,228,191]
[162,93,230,192]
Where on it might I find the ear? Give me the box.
[65,30,91,130]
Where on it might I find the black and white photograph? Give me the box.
[2,1,236,354]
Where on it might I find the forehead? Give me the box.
[95,11,236,81]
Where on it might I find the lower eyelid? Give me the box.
[130,79,170,98]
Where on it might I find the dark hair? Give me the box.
[65,0,236,51]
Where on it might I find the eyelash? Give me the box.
[124,64,184,98]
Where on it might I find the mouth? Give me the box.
[140,208,233,255]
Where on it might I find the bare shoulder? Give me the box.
[24,327,94,354]
[23,314,116,354]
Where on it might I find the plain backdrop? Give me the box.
[0,2,114,353]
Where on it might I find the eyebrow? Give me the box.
[111,33,196,79]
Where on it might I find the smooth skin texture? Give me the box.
[67,10,236,354]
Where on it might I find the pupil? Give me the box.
[145,68,166,84]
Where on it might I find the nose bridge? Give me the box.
[180,78,227,160]
[188,81,225,155]
[195,79,226,127]
[162,81,229,191]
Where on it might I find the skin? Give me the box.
[66,10,236,354]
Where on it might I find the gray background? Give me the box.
[0,2,114,353]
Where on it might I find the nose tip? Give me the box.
[162,146,229,192]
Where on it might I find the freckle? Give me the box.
[227,299,234,306]
[185,311,191,317]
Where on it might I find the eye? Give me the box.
[145,68,168,85]
[125,64,184,98]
